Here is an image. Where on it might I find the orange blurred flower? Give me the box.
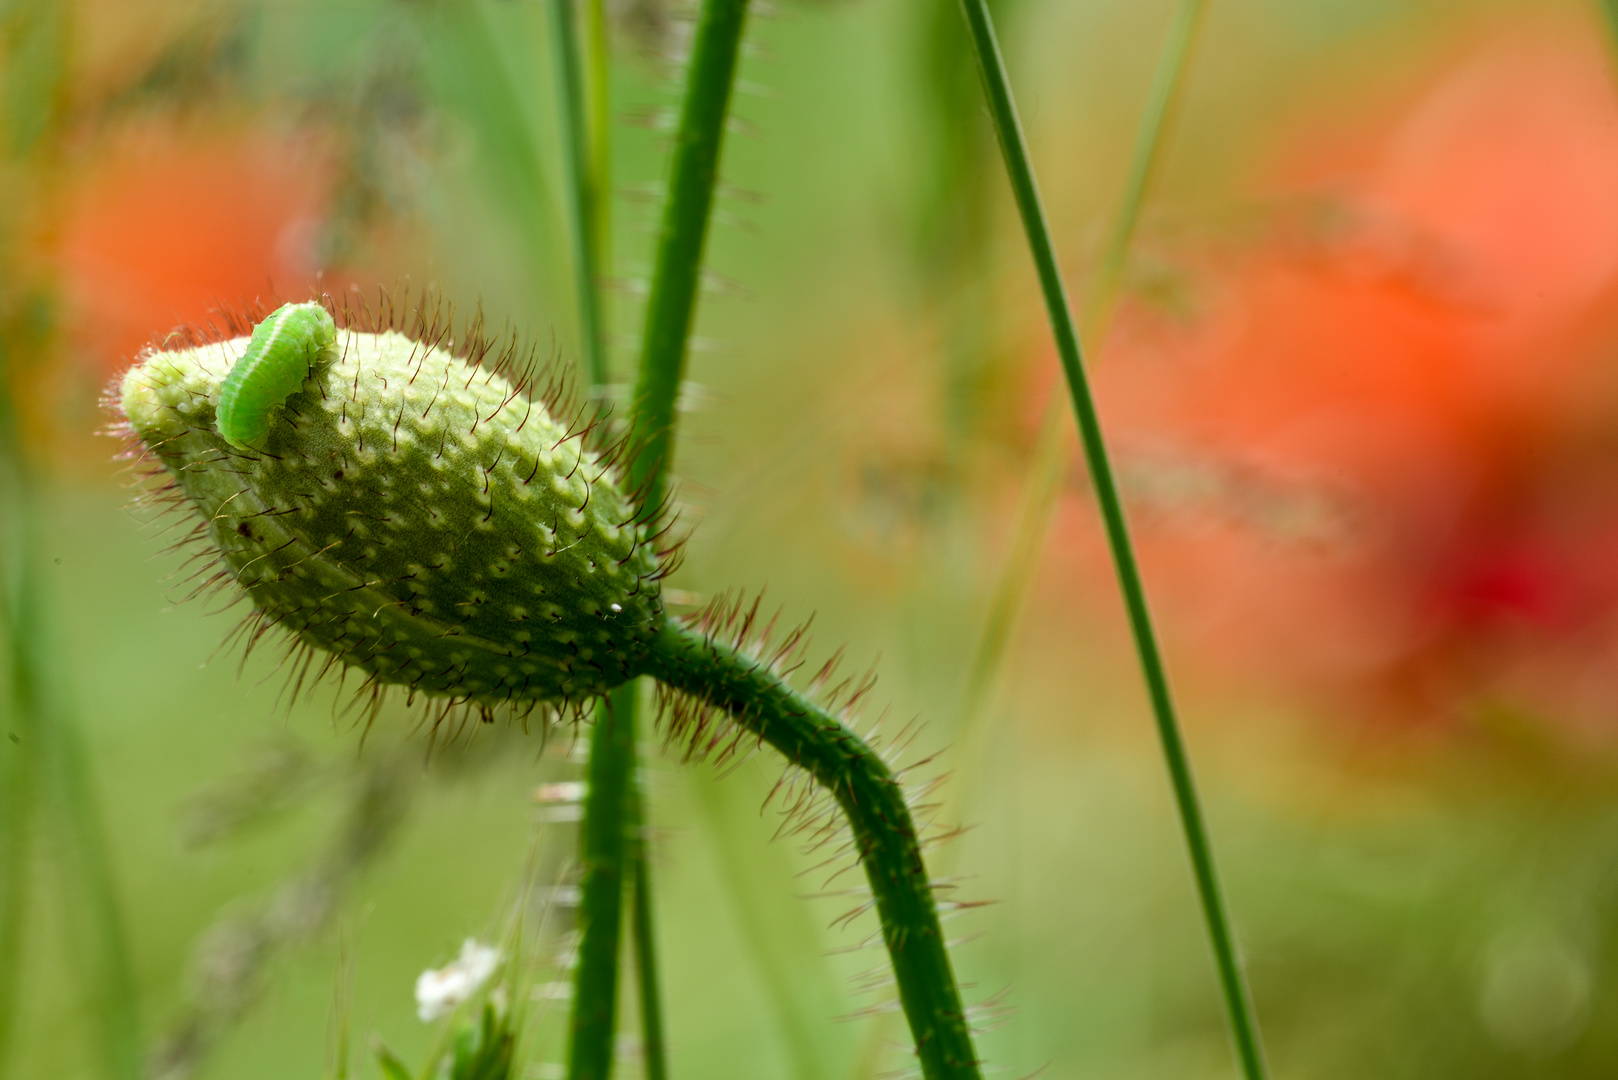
[1079,21,1618,734]
[59,122,334,373]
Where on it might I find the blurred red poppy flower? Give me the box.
[59,123,334,374]
[1074,21,1618,734]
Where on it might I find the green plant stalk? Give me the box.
[0,354,141,1080]
[547,0,609,386]
[628,0,748,512]
[566,682,638,1080]
[615,0,986,1073]
[951,0,1205,833]
[549,0,644,1075]
[1,6,140,1074]
[641,622,981,1080]
[0,403,37,1078]
[611,1,754,1075]
[955,2,1268,1078]
[550,0,671,1074]
[616,4,755,1068]
[598,0,758,1063]
[609,3,760,1076]
[627,758,668,1080]
[583,0,612,266]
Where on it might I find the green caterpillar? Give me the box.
[214,301,338,450]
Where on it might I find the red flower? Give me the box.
[1074,20,1618,733]
[59,124,333,373]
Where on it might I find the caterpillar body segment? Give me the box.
[215,301,338,450]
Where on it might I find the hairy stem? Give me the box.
[566,682,638,1080]
[566,0,752,1075]
[627,755,668,1080]
[610,0,754,1063]
[628,0,750,512]
[642,621,982,1080]
[955,2,1268,1077]
[552,0,669,1075]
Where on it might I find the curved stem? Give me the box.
[955,2,1268,1078]
[642,621,982,1080]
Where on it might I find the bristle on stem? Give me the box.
[643,619,982,1080]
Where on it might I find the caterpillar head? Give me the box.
[115,295,667,713]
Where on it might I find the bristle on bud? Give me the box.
[115,290,669,715]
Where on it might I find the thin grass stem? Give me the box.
[0,379,37,1076]
[955,2,1268,1077]
[548,0,609,387]
[0,355,142,1080]
[0,6,141,1073]
[951,0,1205,837]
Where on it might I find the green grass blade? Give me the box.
[0,359,142,1080]
[1,7,140,1074]
[547,0,609,386]
[0,409,37,1078]
[954,2,1269,1078]
[952,0,1205,831]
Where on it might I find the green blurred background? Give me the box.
[8,0,1618,1077]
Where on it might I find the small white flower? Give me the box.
[415,938,502,1022]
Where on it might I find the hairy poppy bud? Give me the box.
[118,304,664,706]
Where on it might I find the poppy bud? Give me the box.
[118,304,664,706]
